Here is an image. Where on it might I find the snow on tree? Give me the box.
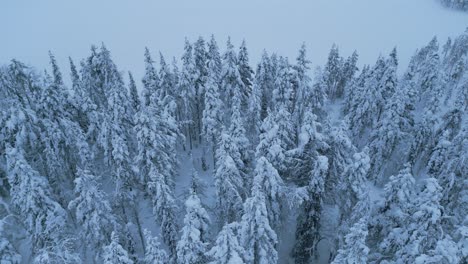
[321,44,344,99]
[207,35,222,83]
[33,239,81,264]
[228,96,251,175]
[143,229,168,264]
[176,188,210,264]
[221,37,245,116]
[158,52,176,108]
[214,131,245,224]
[6,146,67,251]
[256,108,294,176]
[347,54,387,137]
[237,39,254,112]
[142,47,159,107]
[367,72,415,182]
[127,71,140,112]
[372,163,416,260]
[178,39,197,149]
[292,43,313,124]
[246,51,273,141]
[332,218,369,264]
[206,222,246,264]
[289,109,328,185]
[202,56,223,160]
[293,156,328,263]
[251,156,284,230]
[240,165,278,264]
[68,168,116,253]
[102,231,134,264]
[147,166,178,258]
[396,178,446,263]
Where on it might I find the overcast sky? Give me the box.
[1,0,467,86]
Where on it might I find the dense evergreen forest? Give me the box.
[0,29,467,263]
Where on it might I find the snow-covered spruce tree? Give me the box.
[343,64,370,116]
[251,156,284,231]
[240,162,279,264]
[103,57,135,201]
[255,107,295,177]
[293,156,329,263]
[272,56,296,115]
[206,222,246,264]
[325,122,355,199]
[158,52,176,108]
[176,188,211,264]
[292,43,313,125]
[246,51,273,143]
[395,178,448,263]
[102,231,134,264]
[193,37,208,143]
[368,163,416,262]
[368,68,414,183]
[127,71,140,113]
[0,220,22,264]
[337,149,371,244]
[33,239,81,264]
[321,44,344,99]
[68,168,116,258]
[347,54,387,137]
[289,109,328,186]
[6,146,67,253]
[136,65,180,258]
[143,229,168,264]
[237,39,254,112]
[178,39,197,149]
[142,47,160,107]
[221,37,245,118]
[207,35,222,83]
[214,131,245,224]
[332,218,370,264]
[202,56,223,165]
[228,96,251,177]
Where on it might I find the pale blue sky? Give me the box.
[1,0,467,86]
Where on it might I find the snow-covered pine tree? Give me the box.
[293,156,329,263]
[136,69,180,257]
[237,39,254,112]
[396,178,447,263]
[251,156,284,231]
[221,37,245,119]
[178,39,197,149]
[347,54,387,137]
[206,222,246,264]
[214,131,245,224]
[193,37,208,143]
[293,43,313,125]
[68,168,116,258]
[202,56,223,165]
[322,44,344,99]
[370,163,416,262]
[158,52,176,109]
[127,71,140,113]
[207,35,222,83]
[143,229,168,264]
[368,66,414,183]
[102,231,134,264]
[6,146,67,253]
[176,188,210,264]
[240,161,279,264]
[142,47,159,107]
[332,218,369,264]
